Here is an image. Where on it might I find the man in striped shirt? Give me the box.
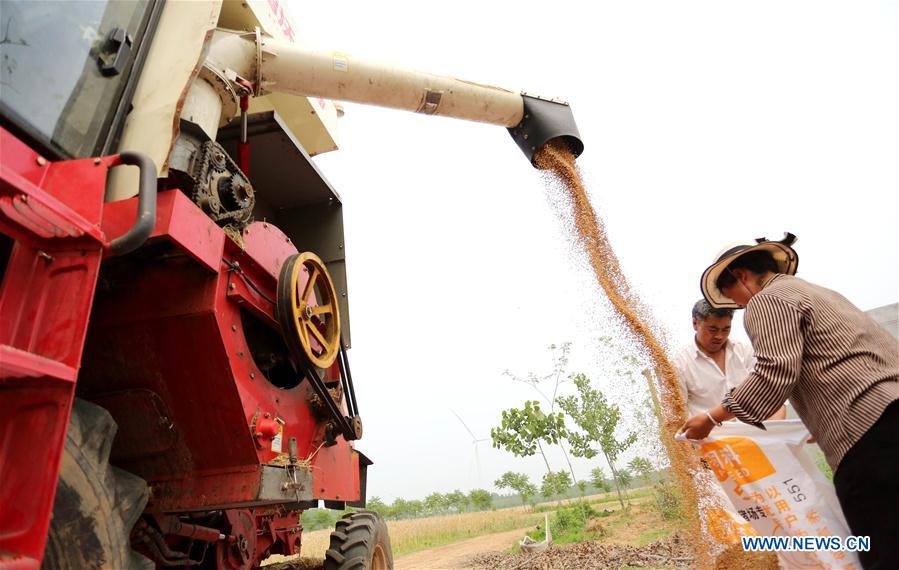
[679,234,899,569]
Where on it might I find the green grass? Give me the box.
[812,448,833,480]
[607,511,635,529]
[526,501,607,546]
[638,526,675,545]
[587,487,652,506]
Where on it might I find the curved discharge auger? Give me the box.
[190,29,584,168]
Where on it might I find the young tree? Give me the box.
[445,490,469,513]
[616,468,633,490]
[367,496,388,515]
[494,471,538,507]
[468,489,493,511]
[406,499,425,518]
[304,509,337,530]
[424,492,447,515]
[558,373,637,510]
[590,466,610,492]
[504,343,581,483]
[628,456,654,486]
[491,400,567,473]
[391,498,411,519]
[540,470,572,503]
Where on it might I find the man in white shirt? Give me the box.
[673,299,786,419]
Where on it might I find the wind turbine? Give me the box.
[452,410,490,487]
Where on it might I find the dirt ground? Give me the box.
[264,527,531,570]
[392,527,531,570]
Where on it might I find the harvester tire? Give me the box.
[324,511,393,570]
[42,399,152,570]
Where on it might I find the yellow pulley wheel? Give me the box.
[277,252,341,369]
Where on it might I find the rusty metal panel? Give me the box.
[259,465,312,503]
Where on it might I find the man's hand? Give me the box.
[679,413,715,441]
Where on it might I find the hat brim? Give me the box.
[701,242,798,309]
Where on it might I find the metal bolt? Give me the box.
[93,158,101,165]
[37,250,54,263]
[36,156,47,166]
[255,431,263,437]
[264,412,271,418]
[237,351,244,357]
[523,133,529,140]
[250,372,255,379]
[232,324,237,331]
[229,283,236,290]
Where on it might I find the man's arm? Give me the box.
[680,404,734,440]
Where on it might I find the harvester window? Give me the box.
[0,0,151,158]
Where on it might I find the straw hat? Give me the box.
[701,233,799,309]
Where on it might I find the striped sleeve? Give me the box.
[722,294,804,426]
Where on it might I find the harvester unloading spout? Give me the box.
[197,29,584,166]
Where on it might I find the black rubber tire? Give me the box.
[324,511,393,570]
[42,399,153,570]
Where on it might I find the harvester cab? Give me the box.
[0,1,582,569]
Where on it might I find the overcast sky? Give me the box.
[292,0,899,502]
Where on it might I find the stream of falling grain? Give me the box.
[534,141,777,569]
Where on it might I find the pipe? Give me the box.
[208,31,524,127]
[205,30,583,165]
[238,94,250,175]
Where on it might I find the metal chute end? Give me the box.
[509,93,584,168]
[508,94,584,167]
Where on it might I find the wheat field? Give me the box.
[263,489,648,565]
[262,505,541,566]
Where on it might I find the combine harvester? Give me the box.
[0,1,582,568]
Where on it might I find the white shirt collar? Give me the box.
[692,337,730,360]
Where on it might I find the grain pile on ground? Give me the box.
[469,534,693,569]
[263,558,323,570]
